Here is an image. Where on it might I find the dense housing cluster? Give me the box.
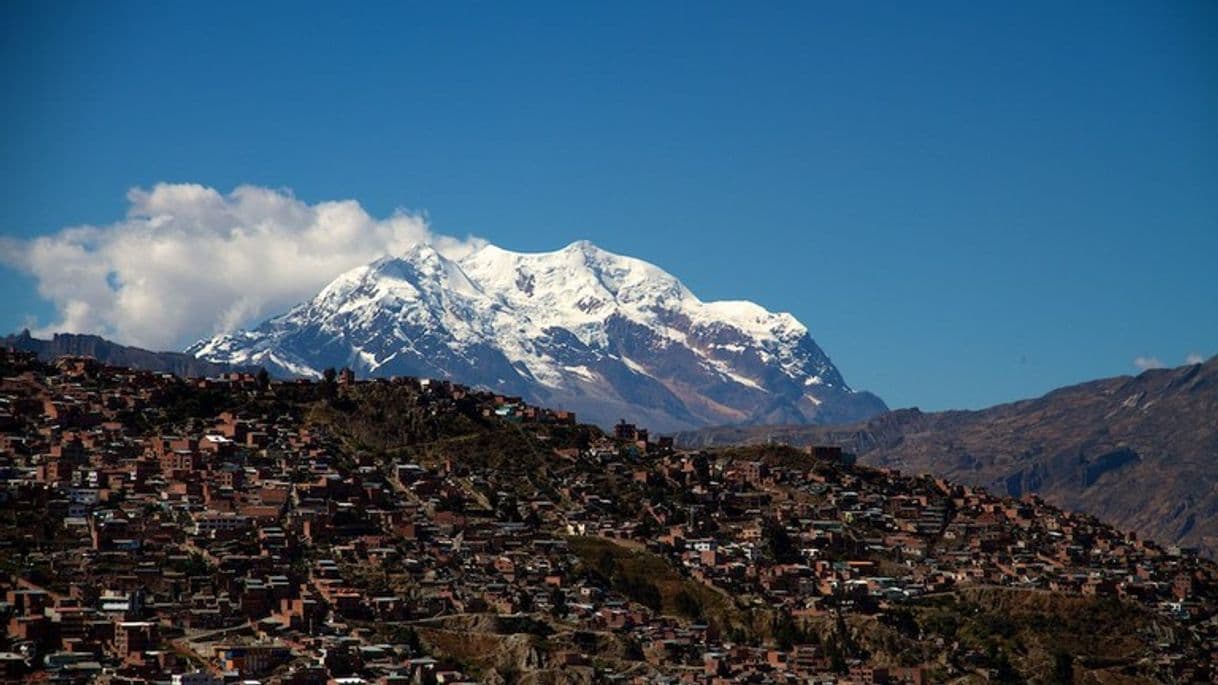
[0,347,1215,684]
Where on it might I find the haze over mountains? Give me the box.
[188,241,886,431]
[679,355,1218,557]
[1,330,253,379]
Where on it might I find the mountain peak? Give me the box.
[558,239,624,267]
[191,240,886,430]
[401,241,444,261]
[561,238,599,253]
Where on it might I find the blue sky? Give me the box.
[2,1,1215,411]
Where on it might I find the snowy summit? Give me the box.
[189,240,886,430]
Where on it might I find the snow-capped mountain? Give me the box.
[188,241,886,431]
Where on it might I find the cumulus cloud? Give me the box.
[1133,356,1164,371]
[1185,352,1206,365]
[1,183,482,350]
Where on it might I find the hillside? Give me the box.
[2,329,256,378]
[1,348,1215,682]
[677,356,1218,557]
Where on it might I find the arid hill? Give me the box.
[2,348,1214,681]
[678,356,1218,557]
[2,330,257,378]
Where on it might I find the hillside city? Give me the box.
[1,347,1216,684]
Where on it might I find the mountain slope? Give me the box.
[189,241,885,431]
[2,330,257,378]
[676,356,1218,556]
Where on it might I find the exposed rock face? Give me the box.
[189,241,885,431]
[678,356,1218,556]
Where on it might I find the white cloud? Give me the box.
[1133,356,1164,371]
[2,183,482,350]
[1185,352,1206,365]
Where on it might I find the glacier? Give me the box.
[188,240,886,431]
